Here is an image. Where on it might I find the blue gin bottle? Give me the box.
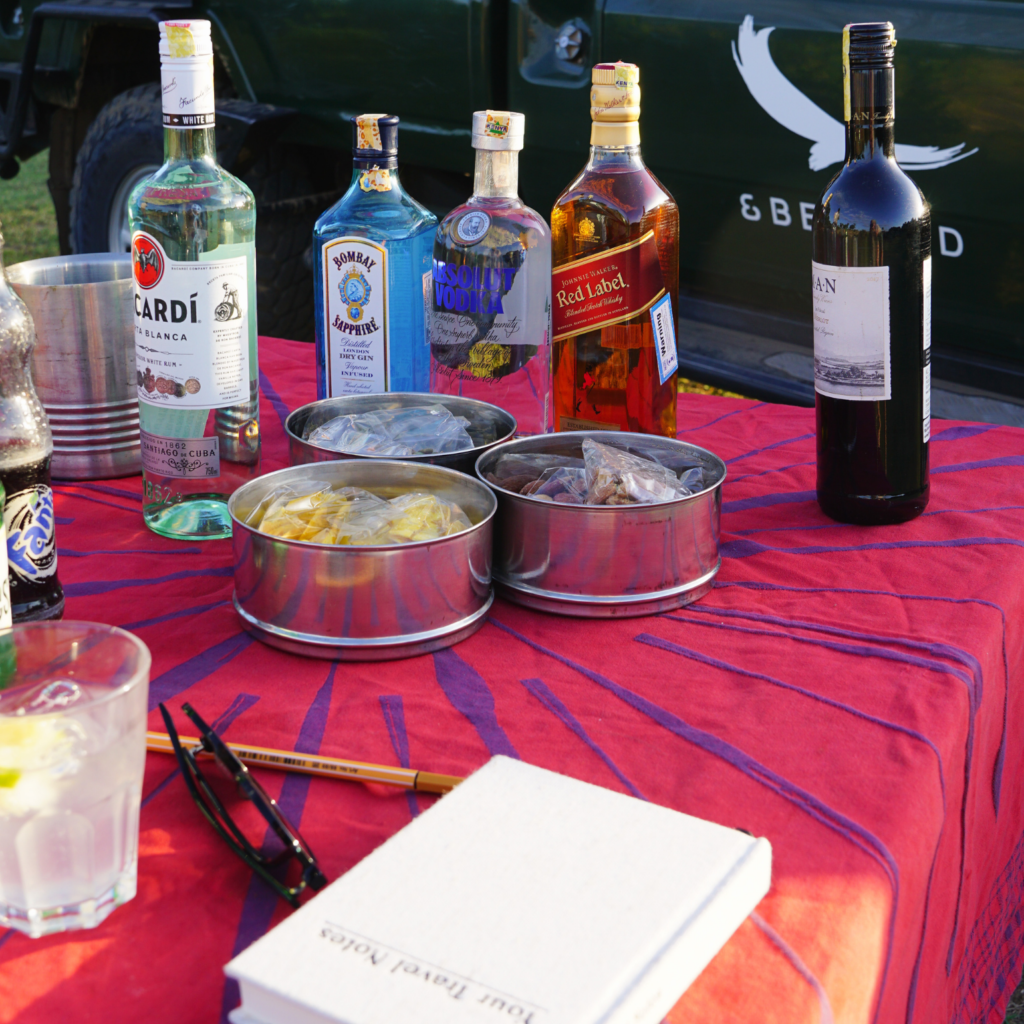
[314,115,437,397]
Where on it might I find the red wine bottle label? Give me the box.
[140,431,221,479]
[812,261,891,401]
[132,232,252,409]
[552,230,664,341]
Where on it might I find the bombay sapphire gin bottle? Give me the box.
[430,111,552,434]
[128,20,259,540]
[314,116,436,397]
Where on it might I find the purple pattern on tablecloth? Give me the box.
[148,634,254,711]
[220,664,338,1023]
[722,491,817,513]
[380,695,420,818]
[66,566,234,598]
[519,677,646,799]
[492,617,901,1024]
[751,911,835,1024]
[432,648,520,758]
[951,829,1024,1023]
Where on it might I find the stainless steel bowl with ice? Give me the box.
[228,460,497,659]
[475,431,725,617]
[286,393,517,475]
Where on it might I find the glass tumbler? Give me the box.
[0,621,150,937]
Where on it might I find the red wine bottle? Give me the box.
[812,22,931,525]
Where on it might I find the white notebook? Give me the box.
[225,756,771,1024]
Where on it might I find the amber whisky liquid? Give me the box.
[551,145,679,436]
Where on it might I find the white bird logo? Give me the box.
[731,15,978,171]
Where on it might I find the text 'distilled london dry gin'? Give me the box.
[129,20,259,540]
[430,111,552,434]
[314,116,436,398]
[813,23,930,525]
[551,61,679,436]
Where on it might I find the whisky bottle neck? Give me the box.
[585,143,646,173]
[846,66,896,161]
[164,126,218,165]
[473,149,519,199]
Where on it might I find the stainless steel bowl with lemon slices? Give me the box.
[228,460,496,660]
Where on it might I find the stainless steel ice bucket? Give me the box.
[228,461,497,660]
[6,253,139,480]
[476,432,726,617]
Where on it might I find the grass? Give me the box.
[0,149,60,267]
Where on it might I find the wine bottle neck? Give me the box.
[845,66,896,161]
[473,149,519,199]
[164,126,218,164]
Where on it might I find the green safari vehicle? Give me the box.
[0,0,1020,422]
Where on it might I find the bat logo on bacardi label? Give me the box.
[133,233,165,289]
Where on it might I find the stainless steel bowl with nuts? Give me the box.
[475,431,725,617]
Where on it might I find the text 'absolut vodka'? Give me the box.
[433,259,518,315]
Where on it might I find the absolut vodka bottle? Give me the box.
[313,116,436,397]
[129,20,259,540]
[430,111,552,434]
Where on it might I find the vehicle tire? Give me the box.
[69,83,163,256]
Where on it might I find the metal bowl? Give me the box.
[286,393,517,475]
[228,460,496,660]
[475,432,725,617]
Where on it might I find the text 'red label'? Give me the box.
[552,231,664,341]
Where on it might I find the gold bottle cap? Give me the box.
[590,62,640,147]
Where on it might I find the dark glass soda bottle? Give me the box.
[0,225,64,621]
[812,23,930,525]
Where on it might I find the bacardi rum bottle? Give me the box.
[551,62,679,436]
[129,20,259,540]
[430,111,552,434]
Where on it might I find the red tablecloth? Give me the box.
[2,337,1023,1024]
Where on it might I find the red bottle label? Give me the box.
[552,230,664,341]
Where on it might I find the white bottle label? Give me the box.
[923,256,932,443]
[161,55,216,127]
[4,485,57,582]
[322,237,389,395]
[812,261,891,401]
[140,432,221,479]
[133,232,251,409]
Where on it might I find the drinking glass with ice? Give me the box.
[0,622,150,937]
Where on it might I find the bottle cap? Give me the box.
[843,22,896,70]
[471,110,525,151]
[352,114,399,157]
[159,20,214,59]
[590,62,640,147]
